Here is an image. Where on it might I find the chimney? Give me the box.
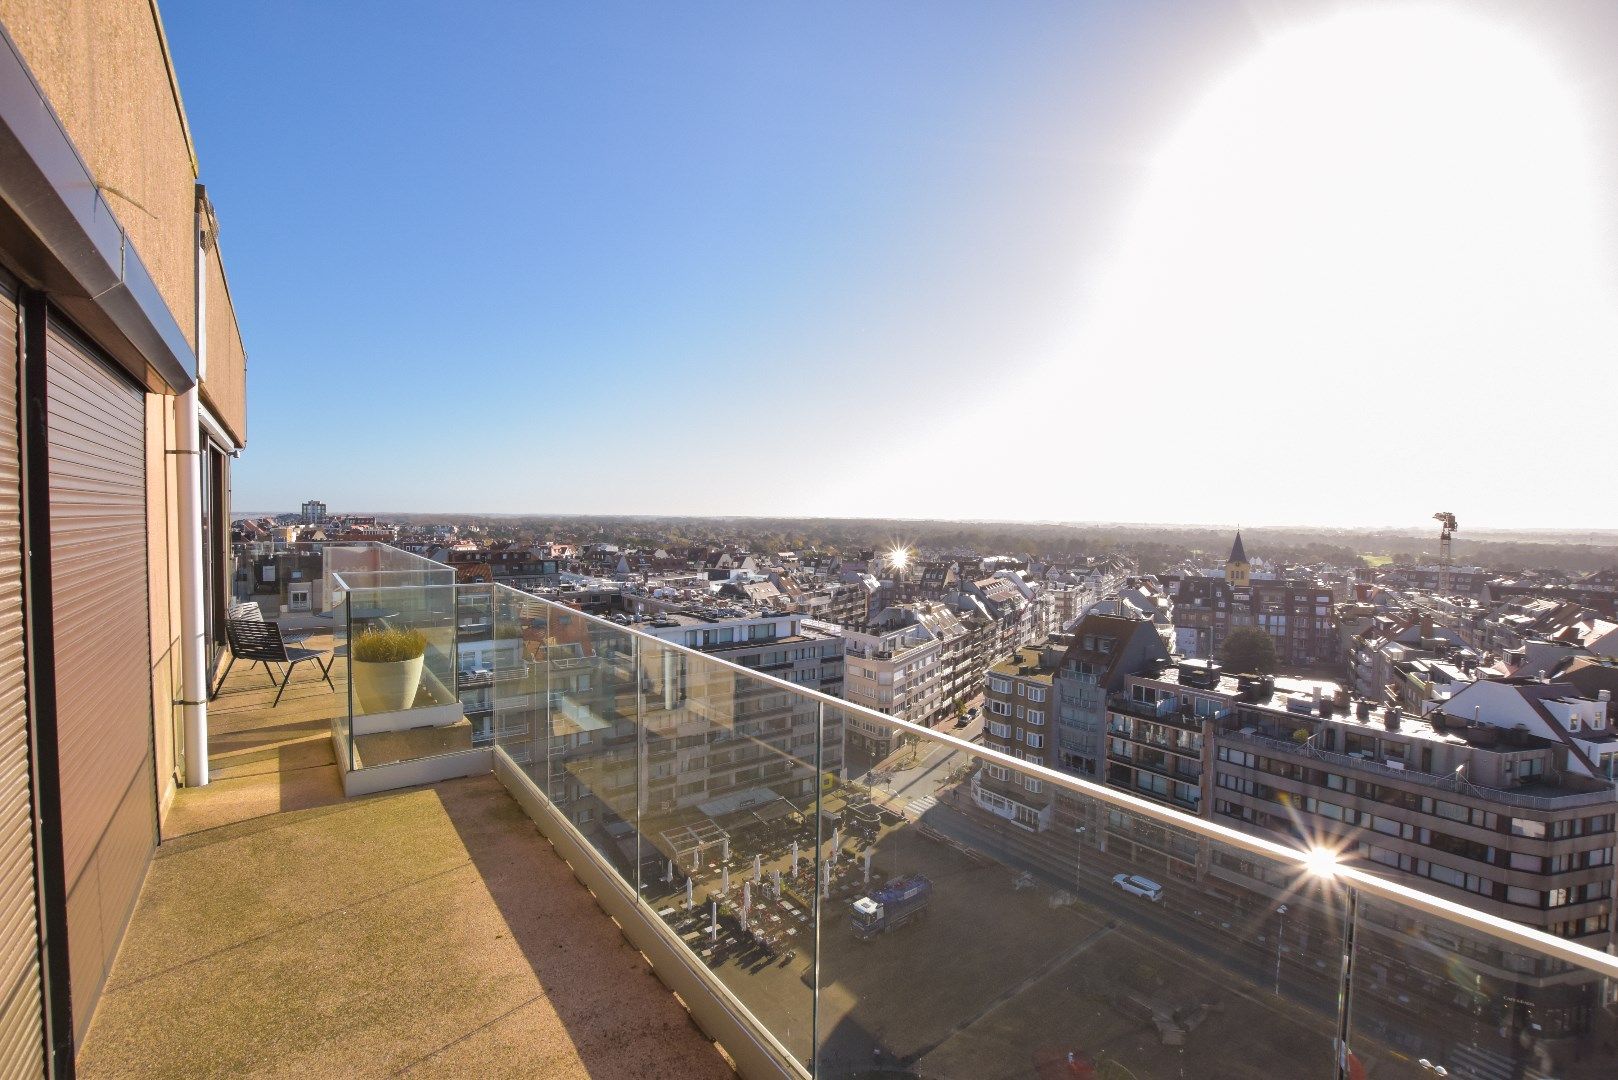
[1600,690,1612,703]
[1384,707,1401,731]
[1420,615,1434,639]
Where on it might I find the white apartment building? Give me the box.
[842,621,945,759]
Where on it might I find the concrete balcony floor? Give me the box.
[77,642,734,1079]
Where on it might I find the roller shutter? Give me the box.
[0,273,43,1074]
[44,316,153,1045]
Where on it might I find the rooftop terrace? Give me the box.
[79,545,1618,1078]
[77,648,733,1079]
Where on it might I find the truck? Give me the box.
[849,874,932,939]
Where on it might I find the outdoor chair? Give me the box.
[218,616,335,705]
[230,600,317,643]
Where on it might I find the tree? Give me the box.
[1218,627,1278,675]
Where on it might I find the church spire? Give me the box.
[1225,529,1250,587]
[1228,529,1247,566]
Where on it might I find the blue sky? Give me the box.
[166,2,1618,528]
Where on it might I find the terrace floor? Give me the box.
[77,630,734,1079]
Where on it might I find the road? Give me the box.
[861,738,973,819]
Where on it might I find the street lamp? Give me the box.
[1273,904,1289,995]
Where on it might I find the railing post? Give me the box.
[810,700,823,1078]
[635,633,646,902]
[1335,885,1359,1080]
[542,619,553,796]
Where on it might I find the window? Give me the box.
[1024,775,1043,793]
[988,721,1011,739]
[986,762,1010,781]
[1027,733,1045,749]
[989,676,1012,694]
[1025,709,1045,726]
[989,700,1012,717]
[1026,686,1047,703]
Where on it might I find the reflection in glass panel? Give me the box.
[1349,891,1618,1079]
[819,706,1347,1079]
[631,638,822,1067]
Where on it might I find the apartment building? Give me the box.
[0,4,249,1068]
[840,603,972,757]
[1171,536,1338,667]
[1215,699,1615,1036]
[1075,649,1618,1036]
[1386,564,1493,596]
[782,578,873,629]
[1106,659,1226,817]
[975,644,1061,829]
[642,610,846,703]
[1050,611,1170,779]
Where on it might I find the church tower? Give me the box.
[1224,529,1251,587]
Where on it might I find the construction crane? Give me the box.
[1433,512,1458,594]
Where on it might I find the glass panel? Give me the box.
[635,638,821,1069]
[332,588,352,771]
[1348,891,1618,1079]
[523,603,643,873]
[818,707,1347,1079]
[343,582,462,768]
[491,587,549,776]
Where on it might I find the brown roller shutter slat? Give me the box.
[44,316,153,1046]
[0,274,44,1075]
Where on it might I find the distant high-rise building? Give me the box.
[301,499,327,523]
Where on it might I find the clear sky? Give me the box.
[164,1,1618,530]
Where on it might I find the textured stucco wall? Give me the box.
[202,234,246,444]
[1,0,199,353]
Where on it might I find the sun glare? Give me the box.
[1304,845,1340,880]
[1036,4,1618,525]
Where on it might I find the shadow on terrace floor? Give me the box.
[78,774,735,1078]
[78,632,735,1077]
[163,634,349,838]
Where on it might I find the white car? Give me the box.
[1111,874,1164,902]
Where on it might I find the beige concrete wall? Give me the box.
[4,0,250,813]
[0,0,199,352]
[201,235,247,444]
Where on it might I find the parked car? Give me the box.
[1111,874,1164,902]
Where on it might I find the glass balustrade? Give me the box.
[313,550,1618,1078]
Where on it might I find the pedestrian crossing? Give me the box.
[907,794,938,817]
